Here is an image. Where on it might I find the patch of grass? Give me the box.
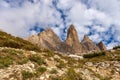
[60,68,82,80]
[0,48,28,67]
[113,45,120,50]
[43,49,55,57]
[83,51,106,58]
[29,54,45,65]
[37,67,47,73]
[67,57,77,67]
[0,56,13,68]
[22,71,34,79]
[50,69,58,74]
[56,60,66,69]
[0,31,41,52]
[35,67,47,77]
[1,48,23,55]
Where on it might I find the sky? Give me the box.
[0,0,120,49]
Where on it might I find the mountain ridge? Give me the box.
[27,24,107,55]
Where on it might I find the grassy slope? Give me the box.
[0,31,120,80]
[0,31,41,52]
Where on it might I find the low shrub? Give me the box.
[50,69,58,74]
[22,71,34,79]
[35,67,47,77]
[1,48,23,55]
[29,54,45,65]
[43,49,55,57]
[83,51,106,58]
[113,45,120,50]
[1,48,28,65]
[56,61,66,69]
[37,67,47,73]
[0,56,13,68]
[62,68,82,80]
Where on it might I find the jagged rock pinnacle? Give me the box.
[82,35,91,41]
[81,35,100,52]
[27,24,106,54]
[65,24,84,53]
[97,41,107,51]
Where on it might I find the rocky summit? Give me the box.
[65,25,84,54]
[81,35,100,53]
[28,24,106,55]
[97,41,107,51]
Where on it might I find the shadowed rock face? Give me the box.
[81,35,100,52]
[65,25,84,53]
[97,41,107,51]
[27,25,106,54]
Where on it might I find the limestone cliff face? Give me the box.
[27,25,107,54]
[27,28,74,53]
[81,35,100,52]
[65,25,84,53]
[28,29,62,51]
[97,41,107,51]
[27,34,39,46]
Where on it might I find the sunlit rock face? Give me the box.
[65,24,85,53]
[28,24,106,54]
[81,35,100,53]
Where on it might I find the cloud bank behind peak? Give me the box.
[0,0,120,49]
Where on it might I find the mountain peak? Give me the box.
[82,35,90,41]
[65,24,79,46]
[69,24,76,30]
[28,24,106,54]
[97,41,107,51]
[45,28,53,33]
[81,35,100,52]
[65,25,84,53]
[38,28,54,36]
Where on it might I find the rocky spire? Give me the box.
[65,24,84,53]
[27,24,105,55]
[97,41,107,51]
[27,28,74,53]
[82,35,91,42]
[28,28,62,51]
[81,35,100,52]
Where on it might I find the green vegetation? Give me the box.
[56,60,66,69]
[50,69,58,74]
[83,51,106,58]
[37,67,47,74]
[43,49,55,57]
[65,68,82,80]
[1,48,23,54]
[113,45,120,50]
[53,68,82,80]
[0,56,13,68]
[22,71,34,79]
[0,48,28,68]
[0,31,41,52]
[29,54,46,65]
[35,67,47,77]
[22,67,47,79]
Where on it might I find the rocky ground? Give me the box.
[0,47,120,80]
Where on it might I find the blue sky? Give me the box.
[0,0,120,49]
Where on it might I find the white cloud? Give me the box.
[0,0,120,49]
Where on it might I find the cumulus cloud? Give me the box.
[0,0,120,49]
